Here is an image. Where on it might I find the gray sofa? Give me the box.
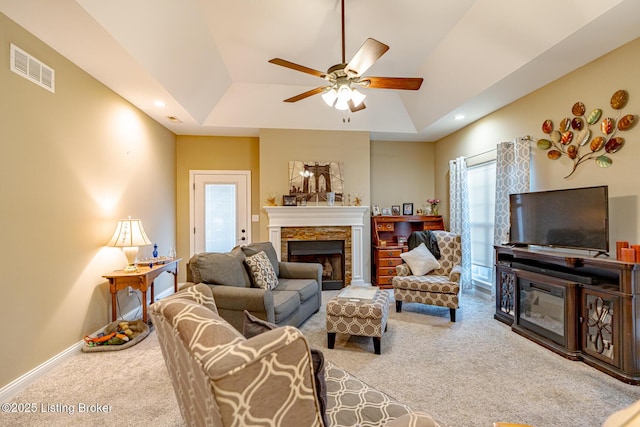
[185,241,322,331]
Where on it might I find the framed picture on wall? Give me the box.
[391,205,401,216]
[403,203,413,215]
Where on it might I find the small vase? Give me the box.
[431,206,438,216]
[152,244,158,258]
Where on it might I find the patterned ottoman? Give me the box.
[326,288,390,354]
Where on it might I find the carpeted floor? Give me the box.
[3,289,640,426]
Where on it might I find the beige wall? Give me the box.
[175,135,260,280]
[371,140,435,213]
[174,131,433,285]
[259,129,372,278]
[0,14,176,389]
[435,37,640,245]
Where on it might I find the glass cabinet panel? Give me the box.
[583,290,618,366]
[495,266,515,324]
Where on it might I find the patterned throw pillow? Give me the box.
[245,250,279,290]
[400,242,441,276]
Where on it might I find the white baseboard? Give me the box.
[0,287,175,402]
[0,339,85,403]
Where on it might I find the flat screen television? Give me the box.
[509,185,609,254]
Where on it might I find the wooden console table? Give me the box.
[495,245,640,384]
[103,259,181,324]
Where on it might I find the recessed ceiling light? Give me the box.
[454,114,465,120]
[153,100,166,108]
[167,116,182,123]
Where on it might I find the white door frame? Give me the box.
[189,170,251,256]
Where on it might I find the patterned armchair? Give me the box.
[392,230,462,321]
[150,284,325,427]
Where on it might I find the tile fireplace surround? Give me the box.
[264,206,369,286]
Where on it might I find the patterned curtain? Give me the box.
[493,137,531,247]
[449,157,472,290]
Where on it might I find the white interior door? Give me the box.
[191,170,251,255]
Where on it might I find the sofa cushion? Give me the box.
[241,241,280,277]
[272,290,300,322]
[242,310,328,426]
[400,243,441,276]
[189,247,251,288]
[276,278,319,303]
[393,274,460,295]
[245,251,279,290]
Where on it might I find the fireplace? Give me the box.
[264,206,368,285]
[518,279,566,346]
[288,240,345,290]
[513,270,579,355]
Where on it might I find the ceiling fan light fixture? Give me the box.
[337,84,351,100]
[269,0,422,113]
[334,84,352,110]
[335,96,350,111]
[351,88,366,107]
[322,88,338,107]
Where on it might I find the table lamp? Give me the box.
[107,217,152,272]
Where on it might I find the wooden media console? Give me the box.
[495,245,640,384]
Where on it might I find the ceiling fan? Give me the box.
[268,0,423,113]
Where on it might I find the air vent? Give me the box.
[10,44,55,93]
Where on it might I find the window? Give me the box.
[468,161,496,291]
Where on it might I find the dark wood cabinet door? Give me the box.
[581,289,620,368]
[495,265,516,325]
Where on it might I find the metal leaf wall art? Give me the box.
[537,89,637,178]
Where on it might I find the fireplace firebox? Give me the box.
[512,269,579,358]
[287,240,345,290]
[518,279,566,346]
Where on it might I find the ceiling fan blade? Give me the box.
[269,58,327,79]
[359,77,423,90]
[348,99,366,113]
[283,86,329,103]
[344,38,389,76]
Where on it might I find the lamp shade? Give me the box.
[107,218,152,248]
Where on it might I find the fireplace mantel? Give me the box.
[264,206,369,285]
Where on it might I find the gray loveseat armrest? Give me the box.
[208,285,275,331]
[279,261,322,284]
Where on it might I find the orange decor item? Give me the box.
[621,248,636,263]
[617,241,630,260]
[632,244,640,262]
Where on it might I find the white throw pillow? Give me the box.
[400,243,440,276]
